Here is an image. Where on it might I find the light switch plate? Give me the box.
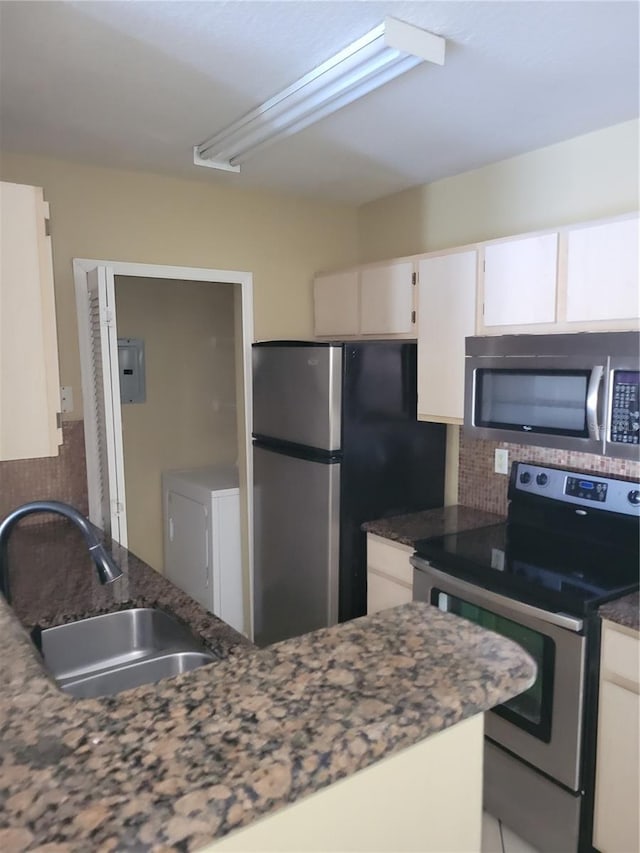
[494,448,509,475]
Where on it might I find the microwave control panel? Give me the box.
[610,371,639,445]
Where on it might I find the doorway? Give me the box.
[73,259,254,639]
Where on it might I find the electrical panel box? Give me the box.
[118,338,145,404]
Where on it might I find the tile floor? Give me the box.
[482,812,540,853]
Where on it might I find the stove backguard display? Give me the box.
[565,476,608,502]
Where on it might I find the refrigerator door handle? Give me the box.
[252,435,341,463]
[401,345,416,415]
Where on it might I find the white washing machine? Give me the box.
[162,465,244,635]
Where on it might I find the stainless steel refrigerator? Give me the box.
[252,340,446,646]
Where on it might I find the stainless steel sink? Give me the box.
[41,608,217,698]
[55,650,216,699]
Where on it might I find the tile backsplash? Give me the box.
[3,421,638,529]
[458,434,640,517]
[0,421,88,523]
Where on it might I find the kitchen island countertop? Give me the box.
[1,521,535,852]
[362,504,505,547]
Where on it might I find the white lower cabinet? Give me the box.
[366,533,414,614]
[162,465,244,635]
[593,619,640,853]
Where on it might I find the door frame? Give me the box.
[73,258,254,639]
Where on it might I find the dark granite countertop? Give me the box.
[0,521,535,852]
[600,592,640,633]
[362,504,505,547]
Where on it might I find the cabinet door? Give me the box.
[482,233,558,329]
[0,182,62,459]
[417,251,477,424]
[212,493,244,635]
[366,534,413,615]
[367,570,412,614]
[165,491,211,612]
[360,261,414,335]
[313,270,359,336]
[593,679,640,853]
[566,215,640,324]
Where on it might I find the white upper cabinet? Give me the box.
[360,261,414,335]
[478,213,639,335]
[314,260,415,338]
[565,214,640,325]
[417,250,477,424]
[313,210,638,419]
[0,182,62,460]
[313,270,359,336]
[480,232,559,331]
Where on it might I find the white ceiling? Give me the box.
[0,1,638,205]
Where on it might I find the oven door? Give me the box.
[412,558,586,791]
[463,354,605,455]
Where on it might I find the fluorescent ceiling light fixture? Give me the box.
[193,17,445,173]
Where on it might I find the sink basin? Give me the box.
[41,608,217,698]
[56,650,216,699]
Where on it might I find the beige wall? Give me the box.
[358,119,640,261]
[0,152,360,420]
[115,276,237,571]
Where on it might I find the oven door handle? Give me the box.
[410,557,584,633]
[586,365,605,441]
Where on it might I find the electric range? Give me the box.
[411,461,640,853]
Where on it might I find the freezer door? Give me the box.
[253,343,342,451]
[253,444,340,646]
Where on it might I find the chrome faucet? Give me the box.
[0,501,123,603]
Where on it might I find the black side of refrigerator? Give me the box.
[339,341,446,621]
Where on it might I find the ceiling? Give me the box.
[0,1,638,205]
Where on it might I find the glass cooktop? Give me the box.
[414,522,640,616]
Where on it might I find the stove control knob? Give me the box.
[536,473,548,486]
[519,471,531,484]
[628,490,640,506]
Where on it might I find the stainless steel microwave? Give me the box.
[464,331,640,459]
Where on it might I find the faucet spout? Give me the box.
[0,501,123,603]
[87,542,123,584]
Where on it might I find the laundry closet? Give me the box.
[114,276,243,632]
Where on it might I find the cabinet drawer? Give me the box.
[366,534,413,586]
[367,569,412,615]
[601,621,640,689]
